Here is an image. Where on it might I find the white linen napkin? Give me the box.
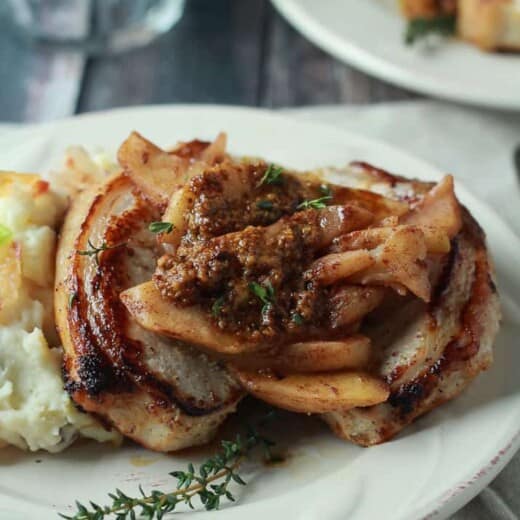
[284,101,520,520]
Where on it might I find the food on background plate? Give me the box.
[52,131,499,453]
[401,0,520,51]
[0,171,121,452]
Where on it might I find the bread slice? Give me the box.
[458,0,520,51]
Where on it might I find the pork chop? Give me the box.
[321,163,500,445]
[55,142,243,452]
[63,132,499,449]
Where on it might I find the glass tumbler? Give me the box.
[6,0,185,54]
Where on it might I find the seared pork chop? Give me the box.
[322,164,500,446]
[55,141,243,452]
[69,130,498,449]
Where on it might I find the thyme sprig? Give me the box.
[297,195,332,210]
[60,416,276,520]
[149,222,175,235]
[77,239,126,266]
[258,164,283,187]
[297,184,333,210]
[405,15,456,45]
[249,281,275,317]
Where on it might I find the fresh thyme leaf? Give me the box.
[249,282,267,304]
[77,239,125,266]
[297,194,333,210]
[61,416,275,519]
[256,200,274,210]
[249,281,275,305]
[249,281,275,318]
[0,223,12,247]
[68,292,78,310]
[212,296,225,317]
[405,15,456,45]
[258,164,283,187]
[291,313,304,325]
[148,221,174,235]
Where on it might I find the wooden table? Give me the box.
[0,0,417,123]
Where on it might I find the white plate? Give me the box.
[271,0,520,110]
[0,105,519,520]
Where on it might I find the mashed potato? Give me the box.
[0,171,121,452]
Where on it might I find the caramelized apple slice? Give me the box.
[199,132,227,163]
[117,132,228,208]
[329,286,386,328]
[120,281,260,354]
[310,226,431,301]
[118,132,187,207]
[230,369,389,413]
[309,249,375,286]
[231,335,372,373]
[402,175,462,239]
[332,184,410,222]
[333,225,450,255]
[158,185,194,248]
[353,226,431,301]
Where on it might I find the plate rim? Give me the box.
[270,0,520,111]
[0,104,519,520]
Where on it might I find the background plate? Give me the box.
[271,0,520,110]
[0,105,519,520]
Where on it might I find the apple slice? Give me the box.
[231,369,389,413]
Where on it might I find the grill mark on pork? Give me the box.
[66,260,130,396]
[65,199,141,397]
[388,360,442,416]
[442,216,492,363]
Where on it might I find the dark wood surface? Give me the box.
[0,0,416,123]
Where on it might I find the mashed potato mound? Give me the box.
[0,171,121,452]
